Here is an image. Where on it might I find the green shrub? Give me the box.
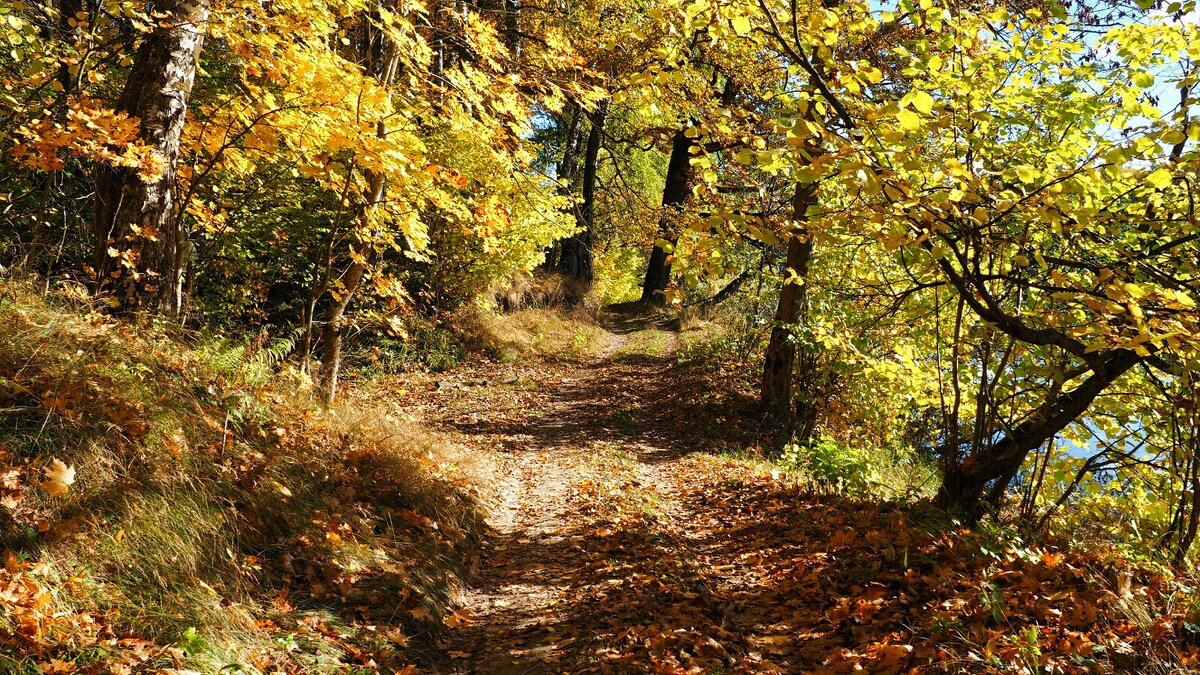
[780,437,936,498]
[782,437,877,494]
[354,315,465,375]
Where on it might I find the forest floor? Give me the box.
[382,306,1196,674]
[6,287,1194,674]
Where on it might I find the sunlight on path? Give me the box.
[421,313,708,673]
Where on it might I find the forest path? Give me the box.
[406,305,763,673]
[401,306,940,673]
[387,307,1184,675]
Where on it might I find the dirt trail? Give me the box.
[409,308,723,673]
[395,308,1173,675]
[408,307,986,674]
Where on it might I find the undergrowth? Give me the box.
[352,315,467,376]
[0,278,491,672]
[778,437,938,500]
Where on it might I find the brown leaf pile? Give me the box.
[529,459,1200,674]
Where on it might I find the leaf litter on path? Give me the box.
[388,318,1198,674]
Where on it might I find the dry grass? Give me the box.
[453,302,610,363]
[482,271,597,313]
[0,277,491,672]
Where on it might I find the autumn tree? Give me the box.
[554,99,609,283]
[655,0,1199,518]
[93,0,212,314]
[640,77,741,305]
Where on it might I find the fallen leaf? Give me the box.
[42,459,76,497]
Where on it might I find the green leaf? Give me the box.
[1131,71,1155,88]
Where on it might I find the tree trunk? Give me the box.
[319,169,386,404]
[503,0,521,60]
[558,106,584,190]
[641,78,738,304]
[1175,454,1200,567]
[935,349,1141,518]
[316,5,400,403]
[555,99,607,284]
[759,181,816,428]
[541,106,584,270]
[317,261,363,406]
[55,0,84,97]
[693,270,749,308]
[93,0,211,315]
[640,128,693,304]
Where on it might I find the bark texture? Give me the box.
[93,0,210,315]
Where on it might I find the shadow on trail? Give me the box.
[598,301,682,335]
[425,307,1190,674]
[438,475,937,673]
[424,307,770,673]
[459,474,1154,674]
[442,351,760,459]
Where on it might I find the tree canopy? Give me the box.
[2,0,1200,545]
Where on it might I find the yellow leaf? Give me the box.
[385,628,410,646]
[731,14,752,36]
[1145,168,1172,189]
[911,90,934,115]
[1014,165,1038,183]
[445,608,475,627]
[896,109,921,131]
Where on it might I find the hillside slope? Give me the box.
[0,280,490,672]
